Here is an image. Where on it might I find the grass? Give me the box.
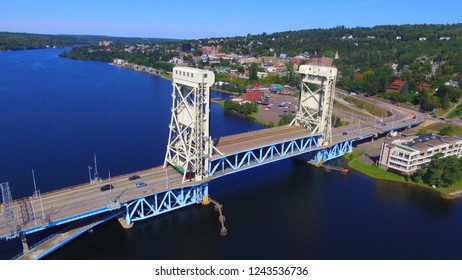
[333,100,369,117]
[447,103,462,119]
[346,150,408,182]
[345,150,462,197]
[424,123,462,136]
[342,96,388,118]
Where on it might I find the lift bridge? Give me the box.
[1,65,422,257]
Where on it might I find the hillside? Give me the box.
[0,32,179,50]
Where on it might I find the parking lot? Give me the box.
[257,93,298,124]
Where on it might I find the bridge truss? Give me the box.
[209,133,323,177]
[164,67,215,183]
[123,183,208,225]
[291,65,337,145]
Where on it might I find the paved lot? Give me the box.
[257,94,298,123]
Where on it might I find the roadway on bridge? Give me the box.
[0,166,188,239]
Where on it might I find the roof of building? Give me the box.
[389,79,406,90]
[426,138,445,147]
[411,143,429,151]
[242,90,264,103]
[442,136,460,143]
[402,133,462,151]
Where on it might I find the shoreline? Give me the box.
[109,61,241,96]
[345,154,462,200]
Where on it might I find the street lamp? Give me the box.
[88,166,93,184]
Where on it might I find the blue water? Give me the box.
[1,49,462,260]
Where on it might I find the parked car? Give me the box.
[100,184,114,192]
[186,171,195,180]
[129,175,140,181]
[342,132,348,135]
[136,182,147,188]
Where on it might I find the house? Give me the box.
[417,83,432,91]
[389,79,406,91]
[241,90,264,104]
[378,134,462,175]
[307,56,333,67]
[444,80,459,87]
[99,41,112,47]
[257,72,268,79]
[354,72,363,79]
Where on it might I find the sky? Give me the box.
[1,0,461,39]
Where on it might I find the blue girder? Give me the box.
[123,183,208,224]
[209,133,323,177]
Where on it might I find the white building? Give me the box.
[379,134,462,174]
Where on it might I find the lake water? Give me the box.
[1,49,461,260]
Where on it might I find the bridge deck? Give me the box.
[0,166,191,239]
[213,125,311,156]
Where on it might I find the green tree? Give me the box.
[440,125,454,136]
[422,154,462,187]
[249,63,259,81]
[417,128,428,135]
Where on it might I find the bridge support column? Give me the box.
[201,183,210,205]
[21,233,29,254]
[118,216,133,229]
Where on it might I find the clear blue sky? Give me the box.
[1,0,461,39]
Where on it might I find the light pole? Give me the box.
[32,169,38,197]
[165,169,169,189]
[88,166,92,184]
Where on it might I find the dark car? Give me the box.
[185,171,195,180]
[129,175,140,181]
[342,132,348,135]
[100,184,114,192]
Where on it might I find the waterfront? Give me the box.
[1,49,462,259]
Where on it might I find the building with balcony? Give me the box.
[378,134,462,174]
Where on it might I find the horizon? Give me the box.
[3,21,462,41]
[1,0,461,40]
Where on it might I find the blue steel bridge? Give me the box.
[1,66,422,258]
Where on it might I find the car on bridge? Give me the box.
[136,182,147,188]
[129,175,140,181]
[100,184,114,192]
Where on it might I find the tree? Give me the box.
[422,154,462,187]
[417,128,428,135]
[249,63,259,81]
[440,125,454,136]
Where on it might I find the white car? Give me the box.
[136,182,147,188]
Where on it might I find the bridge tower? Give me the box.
[291,65,337,145]
[164,67,215,183]
[1,182,18,239]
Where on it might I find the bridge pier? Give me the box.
[118,217,134,229]
[21,233,29,254]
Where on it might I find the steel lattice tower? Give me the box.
[164,67,215,183]
[1,182,18,239]
[290,65,337,145]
